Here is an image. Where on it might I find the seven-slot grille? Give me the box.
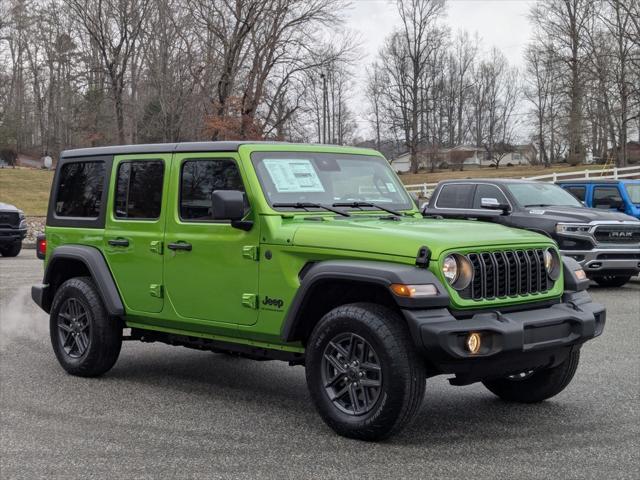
[593,224,640,244]
[0,212,19,228]
[460,249,551,300]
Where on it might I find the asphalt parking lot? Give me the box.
[1,251,639,479]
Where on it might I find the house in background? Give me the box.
[391,143,538,173]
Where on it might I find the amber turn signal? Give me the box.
[389,283,438,298]
[574,269,587,280]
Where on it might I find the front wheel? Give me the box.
[50,277,122,377]
[305,303,426,441]
[482,349,580,403]
[594,275,631,287]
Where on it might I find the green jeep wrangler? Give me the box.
[32,142,605,440]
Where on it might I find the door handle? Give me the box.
[167,242,192,252]
[108,238,130,247]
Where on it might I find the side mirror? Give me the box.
[211,190,244,221]
[480,197,510,215]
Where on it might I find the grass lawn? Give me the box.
[397,163,608,185]
[0,168,54,216]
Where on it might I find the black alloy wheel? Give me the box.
[57,297,91,358]
[321,333,383,416]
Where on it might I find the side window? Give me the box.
[114,160,164,219]
[180,159,246,221]
[593,186,621,209]
[435,184,475,209]
[564,186,586,202]
[55,161,105,218]
[472,184,508,209]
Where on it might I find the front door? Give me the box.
[103,155,170,314]
[163,153,260,327]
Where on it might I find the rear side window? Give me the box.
[114,161,164,219]
[564,186,586,202]
[180,159,246,221]
[55,161,105,218]
[435,184,475,209]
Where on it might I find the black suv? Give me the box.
[424,179,640,287]
[0,202,27,257]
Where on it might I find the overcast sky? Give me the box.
[345,0,536,138]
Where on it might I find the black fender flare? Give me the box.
[39,245,125,316]
[280,260,449,342]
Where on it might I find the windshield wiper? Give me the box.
[332,201,408,217]
[524,203,553,208]
[272,202,351,217]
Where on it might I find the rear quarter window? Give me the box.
[55,161,106,218]
[47,156,113,228]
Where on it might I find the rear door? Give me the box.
[103,155,170,314]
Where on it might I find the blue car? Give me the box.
[557,179,640,219]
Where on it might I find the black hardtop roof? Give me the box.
[59,141,290,158]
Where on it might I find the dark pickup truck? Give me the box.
[0,202,27,257]
[423,179,640,287]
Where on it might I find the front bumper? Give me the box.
[0,227,27,244]
[403,290,605,381]
[561,247,640,274]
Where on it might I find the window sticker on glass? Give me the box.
[386,182,397,193]
[263,159,325,193]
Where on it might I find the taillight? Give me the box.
[36,235,46,260]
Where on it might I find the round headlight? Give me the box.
[544,248,561,280]
[442,255,458,283]
[442,254,474,290]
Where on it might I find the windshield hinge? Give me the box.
[242,245,259,261]
[415,246,431,268]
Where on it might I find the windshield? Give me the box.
[625,184,640,204]
[251,152,414,212]
[506,183,583,208]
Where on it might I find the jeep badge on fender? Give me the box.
[32,142,605,441]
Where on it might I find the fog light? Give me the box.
[466,332,481,354]
[574,269,586,280]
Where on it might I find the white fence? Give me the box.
[404,165,640,199]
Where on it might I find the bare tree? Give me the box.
[65,0,150,144]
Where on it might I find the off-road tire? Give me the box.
[0,241,21,257]
[305,302,426,441]
[50,276,122,377]
[482,348,580,403]
[594,275,631,288]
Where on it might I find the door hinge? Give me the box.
[242,293,258,309]
[150,240,163,255]
[242,245,259,261]
[149,284,163,298]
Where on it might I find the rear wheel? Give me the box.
[305,303,426,441]
[482,349,580,403]
[50,277,122,377]
[0,241,21,257]
[594,275,631,287]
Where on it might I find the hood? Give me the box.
[0,202,21,213]
[291,216,552,259]
[521,206,638,223]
